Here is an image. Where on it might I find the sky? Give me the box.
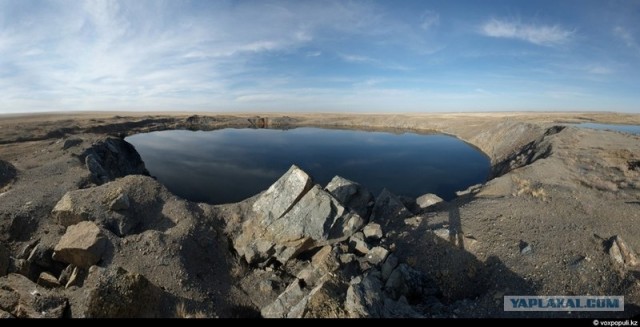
[0,0,639,113]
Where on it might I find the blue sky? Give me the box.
[0,0,639,113]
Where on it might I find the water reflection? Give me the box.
[573,123,640,135]
[126,128,490,204]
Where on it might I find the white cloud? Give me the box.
[480,18,574,46]
[340,54,377,64]
[613,26,640,52]
[586,65,614,75]
[420,10,440,30]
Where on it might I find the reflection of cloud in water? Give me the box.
[127,128,490,204]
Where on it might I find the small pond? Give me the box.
[573,123,640,135]
[126,128,491,204]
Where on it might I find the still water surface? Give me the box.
[127,128,490,204]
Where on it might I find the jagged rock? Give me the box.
[416,193,443,209]
[296,246,340,286]
[382,296,424,318]
[0,309,13,318]
[370,189,412,226]
[384,263,437,301]
[325,176,374,219]
[363,223,383,241]
[53,221,107,268]
[81,137,149,185]
[348,232,370,255]
[52,193,90,227]
[345,273,384,318]
[57,264,74,286]
[252,165,313,221]
[0,243,9,276]
[0,273,68,318]
[381,254,399,281]
[37,272,60,288]
[261,279,306,318]
[64,266,81,288]
[50,175,179,236]
[83,266,163,318]
[296,277,349,318]
[609,235,639,267]
[366,246,389,265]
[236,172,364,265]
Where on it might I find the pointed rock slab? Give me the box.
[236,167,366,266]
[237,184,365,265]
[252,165,313,221]
[53,221,107,268]
[325,176,374,220]
[609,235,639,267]
[370,189,412,226]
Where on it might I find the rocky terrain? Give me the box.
[0,112,639,318]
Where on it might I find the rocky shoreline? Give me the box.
[0,112,639,318]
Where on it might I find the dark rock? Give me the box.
[0,243,9,276]
[81,137,149,185]
[381,254,399,281]
[370,189,413,227]
[62,138,83,150]
[325,176,374,220]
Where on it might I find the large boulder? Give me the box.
[325,176,374,220]
[81,137,149,185]
[53,221,107,268]
[82,266,164,318]
[252,165,313,220]
[0,273,68,318]
[49,175,179,236]
[235,166,365,265]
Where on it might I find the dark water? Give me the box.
[126,128,490,204]
[573,123,640,135]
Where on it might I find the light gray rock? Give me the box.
[236,178,364,265]
[252,165,313,221]
[370,189,413,226]
[348,232,370,255]
[52,221,107,268]
[363,223,383,240]
[609,235,639,267]
[325,176,374,220]
[416,193,443,209]
[366,246,389,265]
